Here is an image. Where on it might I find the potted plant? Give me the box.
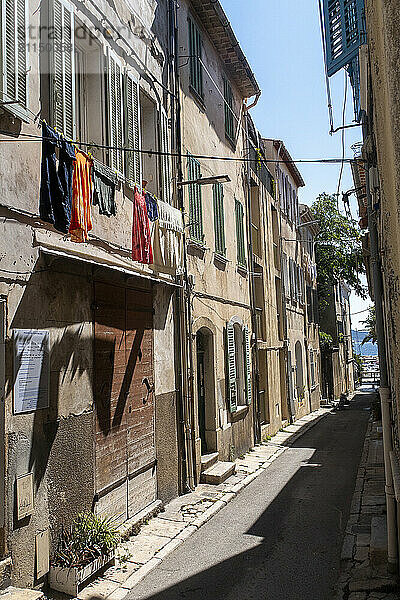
[49,511,119,597]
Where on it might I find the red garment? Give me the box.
[69,149,93,243]
[132,187,153,264]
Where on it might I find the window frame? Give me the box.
[188,16,203,101]
[235,198,246,269]
[223,77,235,143]
[187,153,203,244]
[213,182,225,257]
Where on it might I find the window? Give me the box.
[213,182,225,256]
[188,17,203,99]
[107,50,123,173]
[159,107,171,203]
[235,199,246,268]
[187,154,203,243]
[282,253,290,299]
[50,0,75,138]
[223,78,235,142]
[226,319,251,412]
[310,349,316,388]
[1,0,28,120]
[125,73,141,184]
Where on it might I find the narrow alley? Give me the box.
[125,393,371,600]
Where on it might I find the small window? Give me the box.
[223,78,235,142]
[187,154,203,243]
[107,50,123,173]
[213,182,225,256]
[1,0,28,120]
[226,319,251,412]
[188,17,203,99]
[235,199,246,268]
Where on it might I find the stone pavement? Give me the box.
[336,411,399,600]
[44,407,329,600]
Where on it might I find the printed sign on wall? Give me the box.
[13,329,50,414]
[16,472,34,520]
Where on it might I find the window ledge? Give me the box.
[187,239,207,259]
[213,252,229,269]
[1,102,30,124]
[189,85,206,111]
[236,264,247,277]
[230,405,249,422]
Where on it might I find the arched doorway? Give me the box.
[196,328,215,454]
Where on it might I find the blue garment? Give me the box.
[144,192,159,221]
[39,122,76,233]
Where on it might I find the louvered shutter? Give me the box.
[187,155,203,242]
[50,0,75,138]
[124,71,141,183]
[2,0,28,114]
[159,106,171,203]
[323,0,365,77]
[107,50,123,173]
[226,321,237,413]
[213,182,225,255]
[243,325,252,405]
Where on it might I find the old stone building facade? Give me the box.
[0,0,325,590]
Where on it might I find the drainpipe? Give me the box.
[171,0,196,491]
[365,162,398,572]
[243,112,261,444]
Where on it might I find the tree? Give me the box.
[311,193,366,314]
[361,306,376,345]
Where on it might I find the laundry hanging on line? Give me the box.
[69,149,93,243]
[39,122,76,234]
[144,191,159,221]
[152,199,183,271]
[132,187,153,264]
[92,159,118,217]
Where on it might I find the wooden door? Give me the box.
[94,282,156,522]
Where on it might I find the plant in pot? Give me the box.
[49,511,120,596]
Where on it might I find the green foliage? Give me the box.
[361,305,377,345]
[319,330,333,350]
[53,512,120,568]
[311,193,366,313]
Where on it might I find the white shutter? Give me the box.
[159,106,171,204]
[51,0,75,138]
[243,325,252,405]
[107,50,123,173]
[1,0,28,114]
[226,321,237,413]
[124,70,141,183]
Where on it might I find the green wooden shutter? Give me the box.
[243,325,252,405]
[188,17,203,98]
[107,50,123,173]
[213,182,225,256]
[323,0,365,77]
[223,78,235,141]
[124,71,141,184]
[160,107,171,203]
[235,199,246,267]
[50,0,75,138]
[187,154,203,243]
[226,321,237,413]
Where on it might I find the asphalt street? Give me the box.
[127,391,371,600]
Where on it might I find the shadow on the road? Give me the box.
[116,393,372,600]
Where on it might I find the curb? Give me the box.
[79,408,331,600]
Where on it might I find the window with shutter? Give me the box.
[243,325,252,405]
[323,0,365,77]
[188,17,203,99]
[124,71,141,183]
[226,321,237,413]
[159,107,171,203]
[187,154,203,243]
[235,199,246,268]
[1,0,28,120]
[106,50,123,173]
[223,78,235,142]
[213,182,225,256]
[50,0,75,138]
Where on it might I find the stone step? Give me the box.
[0,587,44,600]
[370,515,387,566]
[200,452,219,473]
[200,461,236,484]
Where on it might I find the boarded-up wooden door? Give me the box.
[94,282,156,522]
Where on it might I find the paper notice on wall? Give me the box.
[36,529,50,579]
[13,329,50,414]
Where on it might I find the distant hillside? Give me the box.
[352,330,378,357]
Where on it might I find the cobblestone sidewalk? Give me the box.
[43,407,330,600]
[336,411,399,600]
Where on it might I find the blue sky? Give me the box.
[220,0,370,328]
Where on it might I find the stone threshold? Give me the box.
[44,407,330,600]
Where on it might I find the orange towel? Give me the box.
[69,149,93,243]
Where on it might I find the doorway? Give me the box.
[196,328,215,455]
